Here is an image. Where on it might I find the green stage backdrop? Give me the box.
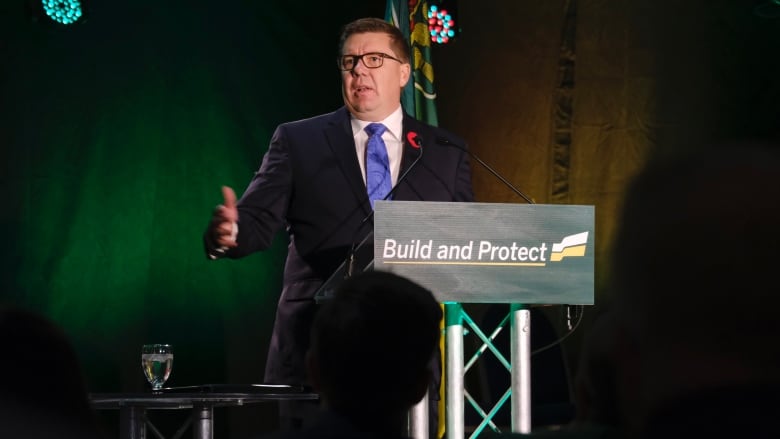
[1,0,382,435]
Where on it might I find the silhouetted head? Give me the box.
[0,305,100,438]
[306,270,442,421]
[608,140,780,435]
[612,141,780,361]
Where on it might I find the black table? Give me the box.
[90,384,318,439]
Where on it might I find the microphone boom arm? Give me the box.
[436,137,535,204]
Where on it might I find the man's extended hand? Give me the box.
[209,185,238,249]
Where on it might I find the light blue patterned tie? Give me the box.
[365,123,392,209]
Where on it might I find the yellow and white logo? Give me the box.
[550,232,589,262]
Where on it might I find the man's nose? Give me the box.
[351,58,369,74]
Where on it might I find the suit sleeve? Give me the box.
[215,124,293,259]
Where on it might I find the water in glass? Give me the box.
[141,344,173,391]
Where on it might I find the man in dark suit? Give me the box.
[204,16,473,432]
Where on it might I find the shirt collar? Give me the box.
[350,106,404,141]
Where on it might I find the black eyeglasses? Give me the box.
[337,52,403,71]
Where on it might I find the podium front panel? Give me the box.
[373,200,594,304]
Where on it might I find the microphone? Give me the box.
[435,136,535,204]
[407,131,422,149]
[346,132,425,277]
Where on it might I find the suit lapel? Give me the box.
[324,107,369,207]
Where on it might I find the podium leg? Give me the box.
[445,303,464,439]
[407,387,429,439]
[510,305,532,433]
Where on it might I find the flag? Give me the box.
[386,0,439,126]
[385,5,444,437]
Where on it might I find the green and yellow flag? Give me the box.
[386,0,439,126]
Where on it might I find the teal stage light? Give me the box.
[41,0,84,25]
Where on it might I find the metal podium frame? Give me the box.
[444,303,532,438]
[373,201,595,438]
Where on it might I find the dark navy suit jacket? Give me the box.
[205,106,473,385]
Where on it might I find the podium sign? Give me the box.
[373,200,594,304]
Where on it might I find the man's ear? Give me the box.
[399,62,411,88]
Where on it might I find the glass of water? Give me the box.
[141,344,173,391]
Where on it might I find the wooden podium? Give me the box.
[373,200,595,438]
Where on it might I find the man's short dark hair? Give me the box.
[338,17,411,63]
